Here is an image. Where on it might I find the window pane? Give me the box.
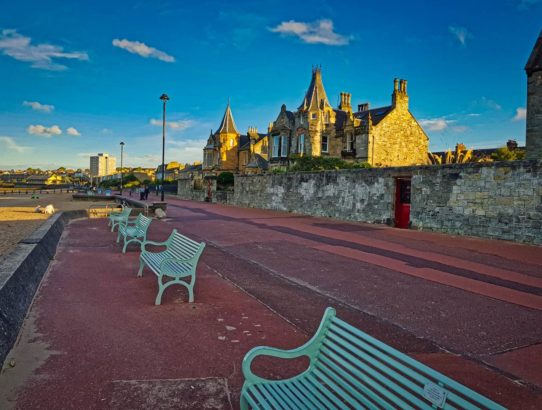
[322,136,328,152]
[272,136,279,157]
[281,136,288,157]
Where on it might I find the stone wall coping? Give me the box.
[234,160,542,179]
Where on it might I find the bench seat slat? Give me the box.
[278,381,311,410]
[306,373,349,410]
[249,385,273,410]
[257,384,285,410]
[331,318,495,409]
[314,361,366,408]
[318,350,390,409]
[265,383,296,410]
[319,344,405,409]
[327,325,478,410]
[297,374,334,409]
[325,332,439,409]
[284,379,322,409]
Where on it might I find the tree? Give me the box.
[428,143,478,164]
[491,143,525,161]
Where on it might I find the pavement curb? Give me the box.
[0,210,86,367]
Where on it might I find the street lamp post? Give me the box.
[120,141,125,195]
[159,93,170,202]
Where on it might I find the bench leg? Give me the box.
[137,257,145,277]
[155,275,166,305]
[116,231,121,243]
[187,275,195,303]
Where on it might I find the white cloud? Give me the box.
[450,125,469,133]
[149,118,193,131]
[513,107,527,121]
[112,38,175,62]
[23,100,54,113]
[0,136,31,152]
[419,118,451,132]
[0,29,88,71]
[270,19,352,46]
[449,26,472,46]
[27,124,62,137]
[66,127,81,136]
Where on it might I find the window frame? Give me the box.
[321,135,329,153]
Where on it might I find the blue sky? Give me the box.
[0,0,540,170]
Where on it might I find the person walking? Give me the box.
[144,185,150,200]
[139,186,145,200]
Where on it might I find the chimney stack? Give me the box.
[338,92,352,112]
[357,103,370,112]
[392,78,409,109]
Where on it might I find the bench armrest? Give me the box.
[242,341,319,384]
[242,307,337,385]
[141,239,169,251]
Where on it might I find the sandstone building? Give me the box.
[202,103,268,175]
[526,30,542,159]
[268,68,428,169]
[202,68,428,174]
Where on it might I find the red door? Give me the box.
[395,178,411,229]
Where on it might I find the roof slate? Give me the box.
[353,106,392,125]
[526,30,542,75]
[216,103,240,134]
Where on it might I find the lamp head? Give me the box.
[159,94,170,102]
[120,141,125,146]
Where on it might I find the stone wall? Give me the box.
[526,69,542,159]
[177,178,206,202]
[234,161,542,244]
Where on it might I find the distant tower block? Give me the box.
[525,30,542,159]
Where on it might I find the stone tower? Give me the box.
[216,102,240,171]
[297,67,336,156]
[525,31,542,159]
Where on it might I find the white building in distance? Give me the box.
[90,153,117,177]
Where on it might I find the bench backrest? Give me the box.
[165,229,205,262]
[313,308,506,410]
[134,214,152,235]
[119,207,132,217]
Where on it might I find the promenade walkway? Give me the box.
[1,197,541,409]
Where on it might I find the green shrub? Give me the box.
[217,172,234,186]
[289,155,370,172]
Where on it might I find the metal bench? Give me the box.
[241,307,506,410]
[117,214,152,253]
[108,206,132,232]
[138,229,206,305]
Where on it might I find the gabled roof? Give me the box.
[526,30,542,75]
[298,67,332,111]
[353,106,392,126]
[216,102,240,135]
[239,133,267,151]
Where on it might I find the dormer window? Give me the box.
[311,113,317,120]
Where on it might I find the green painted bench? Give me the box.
[117,214,152,253]
[241,307,506,410]
[108,206,132,232]
[138,229,206,305]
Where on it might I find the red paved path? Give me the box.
[1,197,541,409]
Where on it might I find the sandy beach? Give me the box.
[0,193,110,258]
